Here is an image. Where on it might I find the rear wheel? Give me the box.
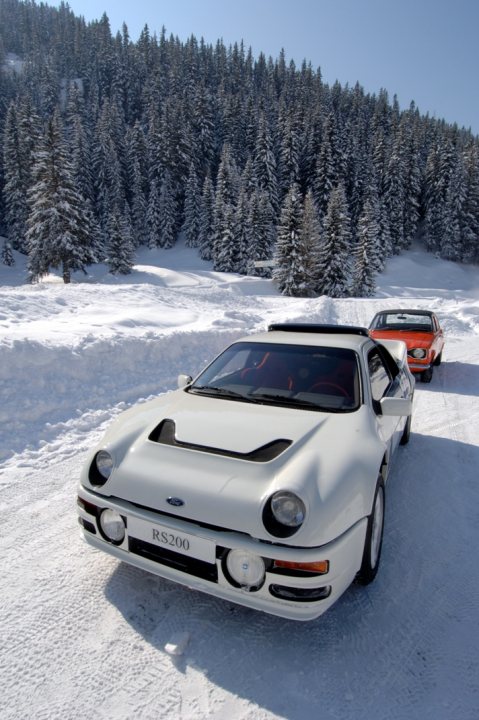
[357,478,385,585]
[433,352,442,367]
[400,414,411,445]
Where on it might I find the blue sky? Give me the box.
[67,0,479,135]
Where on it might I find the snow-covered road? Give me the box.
[1,245,478,719]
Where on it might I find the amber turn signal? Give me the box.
[273,559,329,574]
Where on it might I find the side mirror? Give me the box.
[177,374,192,389]
[379,397,412,417]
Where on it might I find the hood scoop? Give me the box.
[148,419,291,463]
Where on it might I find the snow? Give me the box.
[1,240,478,719]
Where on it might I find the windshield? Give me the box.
[188,342,360,412]
[371,312,433,332]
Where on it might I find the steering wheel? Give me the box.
[308,381,349,398]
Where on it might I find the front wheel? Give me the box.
[400,414,412,445]
[421,365,433,383]
[356,478,385,585]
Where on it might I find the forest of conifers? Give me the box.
[0,0,478,292]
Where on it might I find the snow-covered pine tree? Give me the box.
[26,111,96,284]
[317,183,352,297]
[312,112,337,221]
[3,99,40,254]
[106,206,134,274]
[182,164,201,247]
[245,189,276,276]
[158,169,177,248]
[146,177,161,248]
[461,144,479,263]
[441,156,466,261]
[350,197,380,297]
[278,110,300,199]
[253,112,279,217]
[232,185,251,274]
[273,183,306,296]
[212,143,239,268]
[384,132,406,254]
[298,189,322,295]
[214,204,236,272]
[198,175,215,261]
[1,239,14,266]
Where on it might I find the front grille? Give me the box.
[129,537,218,583]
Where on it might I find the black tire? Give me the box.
[433,352,442,367]
[356,478,385,585]
[421,366,433,383]
[400,414,411,445]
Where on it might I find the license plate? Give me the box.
[128,516,216,564]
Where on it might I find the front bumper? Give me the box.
[407,360,431,373]
[78,486,367,621]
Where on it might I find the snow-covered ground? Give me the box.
[1,242,478,719]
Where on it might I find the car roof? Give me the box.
[238,324,372,352]
[372,309,435,318]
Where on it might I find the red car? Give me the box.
[369,309,444,383]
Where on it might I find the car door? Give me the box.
[367,347,403,457]
[431,314,445,358]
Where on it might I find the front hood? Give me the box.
[86,390,378,546]
[372,329,433,349]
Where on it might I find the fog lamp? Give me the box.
[226,549,265,589]
[99,509,125,543]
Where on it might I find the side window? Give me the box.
[368,349,392,403]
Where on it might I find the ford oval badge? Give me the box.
[167,496,185,507]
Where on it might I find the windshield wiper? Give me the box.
[189,385,248,400]
[251,392,323,409]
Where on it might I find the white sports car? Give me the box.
[78,324,414,621]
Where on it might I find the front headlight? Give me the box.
[89,450,114,486]
[409,348,427,359]
[263,491,306,537]
[271,491,306,527]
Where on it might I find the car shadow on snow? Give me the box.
[416,360,479,397]
[102,431,479,719]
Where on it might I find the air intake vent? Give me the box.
[149,419,291,462]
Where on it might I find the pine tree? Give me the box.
[146,178,161,249]
[273,184,305,296]
[107,207,134,274]
[299,190,322,295]
[198,176,215,261]
[158,169,177,248]
[253,112,279,216]
[247,189,276,276]
[232,186,251,274]
[214,204,236,272]
[3,101,37,253]
[2,239,14,266]
[182,164,201,247]
[317,184,352,297]
[26,112,96,284]
[350,198,380,297]
[461,145,479,263]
